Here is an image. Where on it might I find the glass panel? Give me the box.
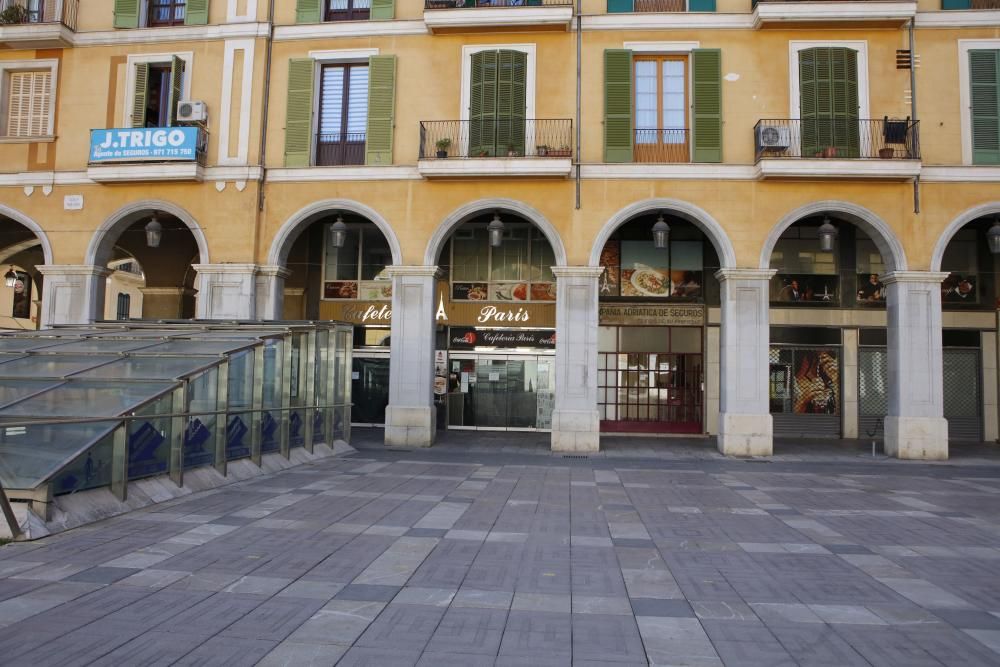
[0,338,63,352]
[662,59,685,133]
[635,60,658,135]
[352,357,390,424]
[670,327,702,354]
[599,326,618,353]
[530,229,556,284]
[0,355,120,378]
[620,327,670,353]
[474,358,508,428]
[185,368,218,469]
[50,429,115,495]
[452,227,489,282]
[536,356,554,429]
[325,224,360,282]
[769,347,840,415]
[128,393,172,480]
[0,421,119,490]
[361,228,392,281]
[0,381,175,417]
[261,339,282,453]
[0,380,61,408]
[490,227,529,282]
[858,347,888,417]
[347,66,369,135]
[138,340,256,355]
[40,339,159,353]
[74,356,219,381]
[319,66,345,138]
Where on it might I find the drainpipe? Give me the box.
[258,0,276,213]
[909,18,920,214]
[575,0,582,211]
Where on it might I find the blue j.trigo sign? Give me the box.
[90,127,201,163]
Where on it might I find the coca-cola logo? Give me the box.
[463,331,477,345]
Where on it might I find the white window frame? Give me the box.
[958,39,1000,166]
[0,59,59,140]
[307,49,378,166]
[459,44,536,157]
[788,41,870,121]
[123,52,194,128]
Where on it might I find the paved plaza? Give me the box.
[1,437,1000,665]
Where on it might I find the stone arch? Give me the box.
[268,199,403,268]
[589,199,738,269]
[760,200,907,272]
[0,203,54,265]
[930,203,1000,272]
[86,200,210,267]
[424,198,568,267]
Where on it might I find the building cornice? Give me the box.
[581,13,754,30]
[273,20,427,41]
[71,22,269,47]
[914,9,1000,27]
[266,166,420,182]
[580,164,757,180]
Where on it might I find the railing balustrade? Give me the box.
[754,118,920,162]
[424,0,572,8]
[316,133,366,167]
[0,0,78,29]
[634,129,690,163]
[419,119,573,159]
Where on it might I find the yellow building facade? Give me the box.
[1,0,999,458]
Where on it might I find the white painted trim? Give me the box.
[269,199,403,267]
[459,44,536,156]
[417,157,570,179]
[590,199,737,269]
[424,6,571,31]
[580,164,756,180]
[958,39,1000,166]
[227,0,258,22]
[86,163,205,183]
[760,200,907,272]
[0,59,59,138]
[273,20,427,41]
[788,40,869,121]
[73,22,269,46]
[218,39,256,166]
[124,52,194,128]
[0,203,53,265]
[0,167,262,186]
[930,202,1000,272]
[623,41,700,54]
[424,198,568,267]
[267,166,419,182]
[752,1,915,28]
[915,10,1000,28]
[921,166,1000,182]
[0,23,73,48]
[583,13,753,30]
[755,158,920,180]
[308,48,379,62]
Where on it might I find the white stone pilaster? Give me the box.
[37,265,110,327]
[192,264,260,320]
[842,328,859,439]
[716,269,776,457]
[883,271,950,460]
[550,266,603,453]
[384,266,440,448]
[255,265,291,321]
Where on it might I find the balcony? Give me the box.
[316,133,365,167]
[0,0,77,48]
[423,0,573,33]
[754,118,921,179]
[751,0,916,28]
[87,126,208,183]
[634,129,690,163]
[417,119,573,178]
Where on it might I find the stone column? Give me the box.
[550,266,603,453]
[384,266,439,448]
[842,328,859,439]
[716,269,776,456]
[192,264,260,320]
[883,271,950,460]
[139,287,195,319]
[255,265,291,321]
[37,265,110,327]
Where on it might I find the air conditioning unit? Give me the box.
[756,125,791,151]
[176,100,207,123]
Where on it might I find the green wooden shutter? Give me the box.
[496,50,526,156]
[942,0,970,8]
[295,0,322,23]
[131,63,149,128]
[604,49,632,163]
[114,0,139,28]
[470,51,499,157]
[366,55,397,166]
[167,56,185,126]
[692,48,722,163]
[798,47,859,158]
[970,50,1000,165]
[284,59,315,168]
[607,0,634,12]
[688,0,716,10]
[371,0,395,20]
[185,0,209,24]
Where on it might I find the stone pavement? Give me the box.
[0,440,1000,665]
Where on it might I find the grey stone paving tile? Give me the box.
[512,592,571,613]
[168,570,244,592]
[393,586,456,607]
[257,640,349,666]
[424,606,507,655]
[495,656,570,667]
[354,603,446,651]
[630,597,695,618]
[573,613,647,663]
[171,635,278,666]
[220,596,327,641]
[416,652,495,666]
[711,639,798,667]
[499,610,572,658]
[877,577,976,609]
[99,588,213,626]
[64,566,141,584]
[88,630,204,666]
[335,583,402,602]
[768,623,873,667]
[336,647,422,666]
[13,626,138,667]
[158,592,267,637]
[285,599,385,646]
[749,602,826,625]
[222,574,294,595]
[277,580,345,601]
[932,607,1000,630]
[11,562,90,581]
[453,588,514,609]
[406,528,448,538]
[636,616,722,667]
[964,629,1000,656]
[0,560,46,577]
[353,536,439,586]
[691,600,759,622]
[573,595,633,615]
[807,604,888,625]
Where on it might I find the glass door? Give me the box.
[475,356,509,428]
[352,354,390,425]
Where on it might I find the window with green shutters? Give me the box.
[604,49,632,163]
[130,58,185,128]
[284,59,315,168]
[606,0,715,13]
[798,47,860,158]
[469,50,527,158]
[114,0,209,28]
[365,55,396,166]
[692,49,722,163]
[296,0,392,22]
[970,50,1000,165]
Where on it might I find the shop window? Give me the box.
[941,229,979,305]
[854,235,886,306]
[770,224,839,305]
[769,346,840,415]
[446,223,556,302]
[599,228,707,300]
[323,224,392,300]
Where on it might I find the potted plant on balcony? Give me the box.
[536,144,549,157]
[435,138,452,158]
[549,145,572,158]
[878,147,894,159]
[506,144,520,158]
[0,4,30,24]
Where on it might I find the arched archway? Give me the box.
[87,200,209,268]
[930,202,1000,272]
[0,206,50,330]
[0,203,53,266]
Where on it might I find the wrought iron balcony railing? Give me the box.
[419,119,573,159]
[316,133,365,166]
[0,0,77,29]
[754,118,920,162]
[425,0,572,8]
[634,129,690,163]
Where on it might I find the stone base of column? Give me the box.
[884,416,949,460]
[717,413,773,457]
[384,405,436,448]
[551,409,600,453]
